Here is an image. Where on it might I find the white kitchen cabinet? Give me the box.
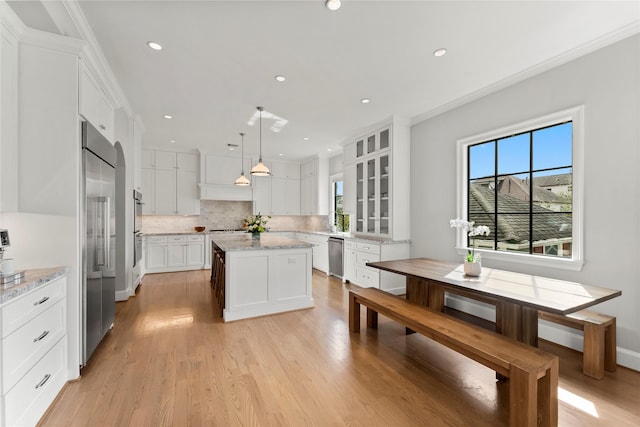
[286,179,301,214]
[154,168,178,214]
[300,157,329,215]
[296,232,329,274]
[342,238,410,294]
[79,60,114,143]
[145,236,168,270]
[252,175,271,215]
[344,118,410,240]
[141,168,155,215]
[142,149,200,215]
[177,170,199,214]
[145,234,205,273]
[0,274,68,427]
[270,177,301,215]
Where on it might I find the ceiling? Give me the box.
[8,1,640,161]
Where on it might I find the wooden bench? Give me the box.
[538,309,616,380]
[349,287,559,427]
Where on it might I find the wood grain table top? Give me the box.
[366,258,621,315]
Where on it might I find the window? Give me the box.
[331,175,350,232]
[457,107,584,270]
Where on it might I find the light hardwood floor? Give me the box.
[40,270,640,426]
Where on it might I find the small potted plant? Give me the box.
[244,213,270,239]
[450,218,490,276]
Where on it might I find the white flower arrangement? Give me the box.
[450,218,490,262]
[244,213,270,234]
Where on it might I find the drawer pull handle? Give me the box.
[34,296,50,306]
[35,374,51,389]
[363,246,370,250]
[34,330,50,343]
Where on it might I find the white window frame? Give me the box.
[456,106,585,271]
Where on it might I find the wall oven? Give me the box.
[133,190,143,267]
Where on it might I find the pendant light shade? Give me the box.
[251,106,271,176]
[234,132,251,186]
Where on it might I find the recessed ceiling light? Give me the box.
[360,98,371,104]
[303,137,310,141]
[147,41,162,51]
[325,0,341,11]
[169,140,176,143]
[433,48,447,57]
[163,114,172,119]
[275,75,286,82]
[327,148,333,152]
[279,153,284,156]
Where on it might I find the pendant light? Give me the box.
[234,132,250,186]
[250,106,270,176]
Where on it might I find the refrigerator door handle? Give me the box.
[104,197,111,270]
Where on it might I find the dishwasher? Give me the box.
[328,236,344,279]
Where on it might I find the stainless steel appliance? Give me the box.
[328,236,344,278]
[133,190,143,267]
[81,121,117,366]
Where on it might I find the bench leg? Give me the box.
[605,318,617,372]
[537,357,559,427]
[366,308,378,329]
[583,323,605,379]
[349,294,360,333]
[509,365,538,427]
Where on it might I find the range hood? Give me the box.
[199,183,252,201]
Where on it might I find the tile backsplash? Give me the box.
[141,200,329,234]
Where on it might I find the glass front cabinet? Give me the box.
[354,128,391,236]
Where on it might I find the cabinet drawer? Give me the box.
[167,235,187,243]
[344,240,355,250]
[3,300,66,391]
[146,235,168,244]
[355,267,379,288]
[186,235,205,242]
[4,338,67,427]
[2,277,65,338]
[354,241,381,255]
[355,251,380,269]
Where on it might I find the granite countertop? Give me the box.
[0,266,69,305]
[211,234,313,251]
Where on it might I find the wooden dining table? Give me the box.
[366,258,622,347]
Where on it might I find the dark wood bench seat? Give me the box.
[538,309,616,379]
[349,286,559,427]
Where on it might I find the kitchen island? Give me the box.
[211,234,314,322]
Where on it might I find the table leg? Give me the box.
[496,300,522,341]
[427,282,445,313]
[406,277,429,306]
[521,306,539,347]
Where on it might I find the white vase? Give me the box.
[464,260,481,277]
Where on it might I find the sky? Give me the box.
[469,122,572,180]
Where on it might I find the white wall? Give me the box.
[410,34,640,370]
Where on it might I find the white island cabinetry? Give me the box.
[212,235,313,322]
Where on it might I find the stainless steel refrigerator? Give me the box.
[81,121,116,366]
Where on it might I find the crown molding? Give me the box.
[61,0,137,120]
[20,26,85,55]
[411,21,640,126]
[0,1,27,38]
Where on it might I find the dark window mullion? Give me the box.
[529,131,534,254]
[494,140,498,251]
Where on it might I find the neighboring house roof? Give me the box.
[533,174,572,188]
[469,184,572,244]
[474,175,566,204]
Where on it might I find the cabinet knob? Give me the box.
[99,124,106,130]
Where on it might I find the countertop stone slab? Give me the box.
[0,266,69,305]
[211,234,313,251]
